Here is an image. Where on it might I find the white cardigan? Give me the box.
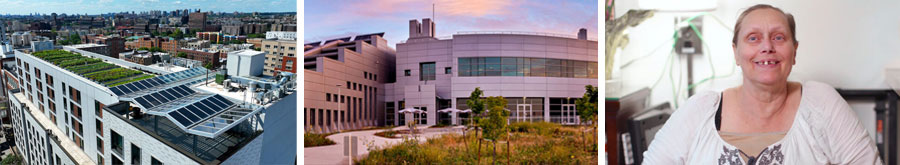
[643,81,883,164]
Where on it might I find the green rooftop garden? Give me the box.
[32,50,154,87]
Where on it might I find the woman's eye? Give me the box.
[774,36,784,41]
[748,36,757,41]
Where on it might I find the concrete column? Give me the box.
[544,97,550,122]
[451,112,458,125]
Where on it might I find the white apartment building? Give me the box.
[8,47,293,164]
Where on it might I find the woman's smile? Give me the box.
[752,59,781,69]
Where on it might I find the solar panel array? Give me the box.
[167,95,236,128]
[133,85,197,109]
[157,67,208,84]
[109,67,209,96]
[110,77,165,96]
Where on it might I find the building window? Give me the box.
[47,88,55,100]
[404,70,411,76]
[46,73,54,85]
[72,119,83,136]
[419,62,436,81]
[457,57,598,78]
[96,119,103,136]
[97,136,104,154]
[95,100,104,119]
[69,86,81,103]
[71,102,82,120]
[445,67,452,74]
[326,93,331,102]
[151,157,163,165]
[131,144,141,164]
[111,130,123,156]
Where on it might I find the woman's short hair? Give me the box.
[732,4,798,45]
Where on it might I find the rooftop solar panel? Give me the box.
[110,67,210,96]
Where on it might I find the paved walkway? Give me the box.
[304,125,466,165]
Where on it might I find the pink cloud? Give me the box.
[306,0,599,43]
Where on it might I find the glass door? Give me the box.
[562,104,576,124]
[517,104,532,122]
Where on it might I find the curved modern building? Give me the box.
[384,18,599,126]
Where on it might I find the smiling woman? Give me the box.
[642,4,883,164]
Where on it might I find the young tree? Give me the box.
[466,87,485,162]
[177,52,188,58]
[171,29,184,39]
[480,96,508,165]
[575,85,598,152]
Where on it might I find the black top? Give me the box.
[716,92,723,130]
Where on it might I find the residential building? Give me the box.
[265,31,296,41]
[246,38,263,49]
[222,25,242,35]
[196,32,222,43]
[8,47,288,164]
[176,48,221,67]
[261,39,296,76]
[125,37,178,54]
[188,12,207,30]
[119,50,164,65]
[86,35,125,58]
[186,40,211,49]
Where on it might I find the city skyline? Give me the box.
[304,0,599,47]
[0,0,297,15]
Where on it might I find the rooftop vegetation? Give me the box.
[32,50,154,87]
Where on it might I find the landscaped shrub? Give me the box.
[304,133,336,147]
[509,121,558,136]
[356,122,597,164]
[84,68,143,83]
[106,74,154,87]
[31,50,150,87]
[58,58,101,68]
[67,63,116,74]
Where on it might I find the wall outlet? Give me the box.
[675,16,703,55]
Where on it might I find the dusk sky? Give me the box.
[0,0,296,15]
[304,0,599,47]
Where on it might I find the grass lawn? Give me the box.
[356,122,599,164]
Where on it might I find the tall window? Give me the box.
[457,57,598,78]
[111,130,123,156]
[131,144,141,164]
[419,62,436,81]
[97,136,104,154]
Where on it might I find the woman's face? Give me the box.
[734,8,798,85]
